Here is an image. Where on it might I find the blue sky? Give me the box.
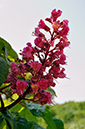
[0,0,85,103]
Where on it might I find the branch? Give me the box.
[0,84,11,91]
[4,86,32,110]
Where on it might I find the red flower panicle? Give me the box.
[5,9,70,105]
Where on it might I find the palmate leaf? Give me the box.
[0,57,9,86]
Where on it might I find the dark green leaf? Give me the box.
[0,57,9,86]
[14,116,31,129]
[0,115,3,123]
[53,117,64,129]
[2,112,14,128]
[26,102,45,117]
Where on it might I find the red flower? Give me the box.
[51,9,62,21]
[29,61,41,73]
[59,54,66,65]
[59,20,69,36]
[34,37,44,48]
[21,43,34,61]
[38,78,48,91]
[34,91,52,104]
[47,78,56,87]
[16,80,27,95]
[10,62,20,75]
[58,68,66,78]
[34,27,45,38]
[31,83,39,93]
[38,19,50,31]
[49,66,60,78]
[52,21,60,32]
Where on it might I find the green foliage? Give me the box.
[0,99,64,129]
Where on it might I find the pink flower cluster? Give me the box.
[5,9,70,105]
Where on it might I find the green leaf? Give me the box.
[0,37,18,60]
[20,107,38,123]
[29,121,45,129]
[0,57,9,86]
[53,117,64,129]
[26,102,45,117]
[13,116,31,129]
[42,109,57,129]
